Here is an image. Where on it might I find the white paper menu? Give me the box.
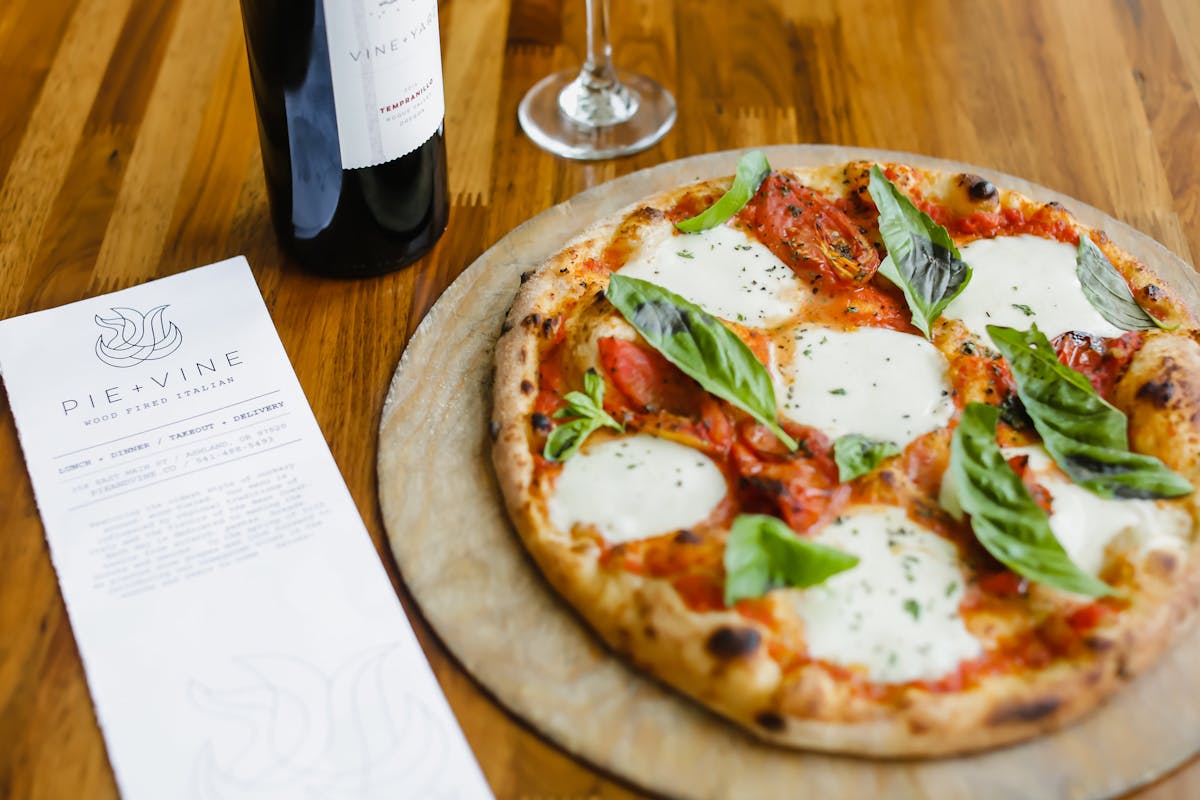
[0,258,493,800]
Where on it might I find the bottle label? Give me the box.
[322,0,445,170]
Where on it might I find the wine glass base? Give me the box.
[518,68,676,161]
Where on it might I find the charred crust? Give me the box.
[674,529,702,544]
[986,696,1062,725]
[520,270,534,284]
[1136,379,1174,407]
[1045,200,1067,211]
[628,205,665,225]
[523,313,542,328]
[755,711,786,732]
[531,412,552,432]
[1147,550,1179,577]
[519,380,535,395]
[542,317,556,337]
[488,421,501,441]
[706,626,761,659]
[907,719,931,735]
[1116,653,1133,679]
[500,319,513,334]
[1143,284,1165,300]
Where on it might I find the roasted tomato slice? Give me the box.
[736,173,880,285]
[1053,331,1144,399]
[598,336,701,415]
[731,423,849,533]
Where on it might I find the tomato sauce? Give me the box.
[947,351,1019,409]
[665,188,724,226]
[671,574,726,612]
[900,429,952,498]
[920,196,1080,245]
[1007,454,1054,513]
[1066,599,1121,633]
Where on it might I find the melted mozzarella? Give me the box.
[1007,446,1189,575]
[778,326,955,446]
[944,234,1123,346]
[617,222,804,327]
[547,434,727,544]
[790,506,981,684]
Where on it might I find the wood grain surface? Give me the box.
[2,1,1199,798]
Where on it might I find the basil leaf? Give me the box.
[553,394,593,419]
[1039,436,1193,499]
[543,369,623,462]
[988,324,1190,499]
[544,418,597,462]
[989,324,1125,447]
[723,514,859,605]
[1076,236,1170,331]
[607,274,798,451]
[950,403,1115,597]
[556,391,619,427]
[583,368,604,399]
[867,166,972,338]
[675,151,771,233]
[833,434,901,482]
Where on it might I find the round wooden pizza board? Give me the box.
[377,146,1200,800]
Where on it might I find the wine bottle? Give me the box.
[237,0,449,277]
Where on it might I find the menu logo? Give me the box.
[95,305,183,368]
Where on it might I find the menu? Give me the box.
[0,258,492,799]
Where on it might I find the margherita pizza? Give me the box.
[490,154,1200,756]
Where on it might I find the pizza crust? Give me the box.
[490,162,1200,756]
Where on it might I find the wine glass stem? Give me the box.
[556,0,639,128]
[581,0,617,91]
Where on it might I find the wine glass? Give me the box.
[518,0,676,160]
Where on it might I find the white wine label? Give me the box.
[323,0,445,170]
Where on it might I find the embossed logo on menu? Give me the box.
[94,306,183,368]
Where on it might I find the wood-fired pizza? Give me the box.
[490,153,1200,756]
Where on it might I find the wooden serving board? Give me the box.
[377,145,1200,800]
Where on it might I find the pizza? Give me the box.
[489,153,1200,756]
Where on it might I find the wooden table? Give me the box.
[2,0,1200,797]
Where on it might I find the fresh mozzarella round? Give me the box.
[778,326,955,446]
[616,221,804,328]
[790,506,981,684]
[944,234,1124,346]
[547,434,727,544]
